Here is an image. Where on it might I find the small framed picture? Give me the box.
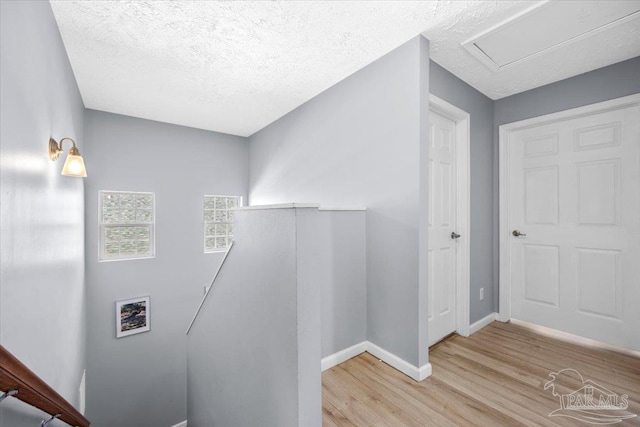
[116,296,150,338]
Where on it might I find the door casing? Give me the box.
[498,93,640,323]
[428,94,470,340]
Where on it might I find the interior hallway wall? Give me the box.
[319,210,366,359]
[84,110,248,427]
[494,57,640,127]
[429,60,495,324]
[188,207,323,427]
[249,36,431,367]
[0,1,87,426]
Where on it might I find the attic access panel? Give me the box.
[462,1,640,72]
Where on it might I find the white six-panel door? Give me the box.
[428,111,458,346]
[506,102,640,351]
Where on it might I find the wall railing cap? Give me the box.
[318,207,366,211]
[234,203,367,211]
[234,203,320,211]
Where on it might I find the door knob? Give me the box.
[512,230,526,237]
[451,232,461,239]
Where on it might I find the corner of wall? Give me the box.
[418,34,431,368]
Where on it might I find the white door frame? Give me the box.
[498,93,640,322]
[429,94,471,338]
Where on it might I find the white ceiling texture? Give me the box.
[50,1,640,137]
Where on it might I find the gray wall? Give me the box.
[291,208,323,427]
[429,60,495,324]
[84,111,248,426]
[0,2,86,426]
[494,57,640,127]
[248,36,431,367]
[187,207,321,427]
[493,56,640,313]
[318,211,366,359]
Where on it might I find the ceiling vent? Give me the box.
[462,0,640,72]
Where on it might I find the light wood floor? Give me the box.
[322,321,640,426]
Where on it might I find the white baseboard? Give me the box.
[469,312,497,335]
[321,341,367,371]
[321,341,432,382]
[365,342,432,382]
[170,421,187,427]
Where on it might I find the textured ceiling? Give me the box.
[50,1,640,137]
[425,0,640,100]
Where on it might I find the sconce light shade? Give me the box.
[61,147,87,177]
[49,137,87,177]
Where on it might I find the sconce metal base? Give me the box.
[49,138,62,161]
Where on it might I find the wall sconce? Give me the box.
[49,137,87,177]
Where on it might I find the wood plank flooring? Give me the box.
[322,321,640,426]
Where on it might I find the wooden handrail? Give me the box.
[0,345,90,427]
